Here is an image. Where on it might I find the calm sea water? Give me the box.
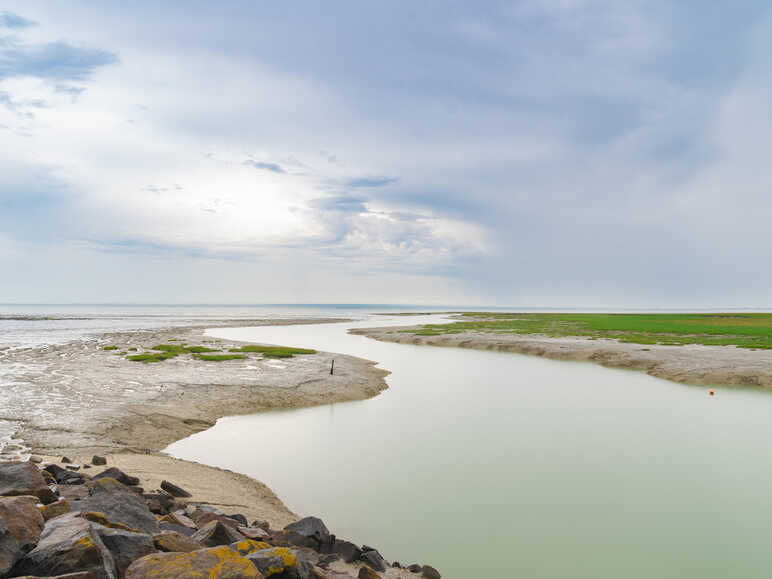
[166,318,772,579]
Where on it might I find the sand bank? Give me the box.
[351,325,772,388]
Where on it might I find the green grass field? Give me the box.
[400,313,772,349]
[123,341,316,362]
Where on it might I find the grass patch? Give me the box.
[126,352,179,363]
[400,313,772,349]
[128,347,137,351]
[194,354,247,362]
[229,345,317,358]
[103,345,118,351]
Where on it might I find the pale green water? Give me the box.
[167,316,772,578]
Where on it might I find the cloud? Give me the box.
[243,160,285,173]
[0,40,117,82]
[0,12,36,29]
[345,176,397,188]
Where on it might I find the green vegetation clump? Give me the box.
[128,347,137,351]
[400,313,772,349]
[103,345,118,351]
[229,345,317,358]
[126,352,179,363]
[194,353,247,362]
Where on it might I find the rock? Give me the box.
[92,456,107,466]
[61,457,72,464]
[229,539,272,556]
[191,520,244,547]
[91,467,139,487]
[228,513,248,526]
[157,511,196,529]
[83,465,92,469]
[361,550,387,572]
[29,456,42,464]
[159,480,191,498]
[44,464,87,486]
[0,462,57,504]
[316,553,340,568]
[125,545,261,578]
[191,510,241,530]
[15,573,93,578]
[65,465,81,472]
[359,567,381,579]
[40,498,71,521]
[96,526,155,577]
[392,561,401,567]
[245,546,298,577]
[159,522,195,537]
[407,563,422,572]
[142,492,174,515]
[238,525,270,540]
[12,513,116,579]
[75,478,159,534]
[128,485,145,495]
[153,530,202,553]
[421,565,441,579]
[79,512,138,532]
[284,517,330,542]
[0,496,45,575]
[332,539,362,563]
[58,484,90,501]
[251,519,270,530]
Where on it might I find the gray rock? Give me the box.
[96,526,155,577]
[61,457,72,464]
[92,456,107,466]
[190,520,244,547]
[160,480,191,498]
[421,564,441,578]
[44,464,86,485]
[245,549,289,577]
[0,461,57,504]
[317,553,341,568]
[284,516,330,542]
[358,567,381,579]
[228,513,247,526]
[0,496,45,575]
[361,549,387,572]
[75,478,159,534]
[332,539,362,563]
[65,465,81,472]
[159,522,195,537]
[12,513,117,579]
[91,467,139,487]
[407,563,422,572]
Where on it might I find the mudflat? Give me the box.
[351,325,772,388]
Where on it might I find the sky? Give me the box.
[0,1,770,307]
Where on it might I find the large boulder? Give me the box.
[191,520,244,547]
[0,462,57,504]
[421,564,441,578]
[360,549,387,572]
[74,478,159,534]
[229,539,272,557]
[91,467,139,487]
[332,539,362,563]
[96,526,155,577]
[284,517,330,542]
[125,546,261,578]
[11,513,117,579]
[0,496,45,574]
[152,530,202,553]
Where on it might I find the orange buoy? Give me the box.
[709,389,715,396]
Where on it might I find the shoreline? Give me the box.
[2,317,394,544]
[350,325,772,388]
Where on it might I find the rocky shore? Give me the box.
[0,319,441,577]
[351,325,772,388]
[0,456,440,578]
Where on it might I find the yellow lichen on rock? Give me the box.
[125,545,262,578]
[81,510,140,532]
[231,539,272,556]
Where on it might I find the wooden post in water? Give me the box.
[330,359,335,375]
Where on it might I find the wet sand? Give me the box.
[351,325,772,388]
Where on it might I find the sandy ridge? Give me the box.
[350,325,772,388]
